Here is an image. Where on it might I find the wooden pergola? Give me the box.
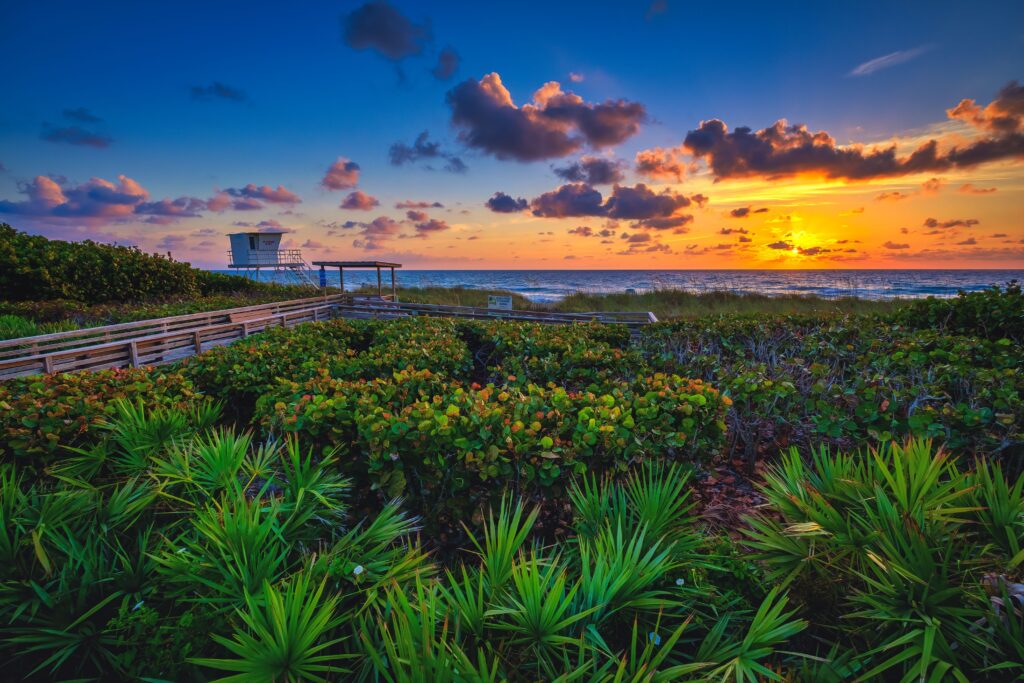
[312,260,402,300]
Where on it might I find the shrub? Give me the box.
[894,280,1024,342]
[0,368,203,465]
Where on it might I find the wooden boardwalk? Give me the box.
[0,295,655,380]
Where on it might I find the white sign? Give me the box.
[488,295,513,310]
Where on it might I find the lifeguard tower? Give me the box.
[227,231,317,288]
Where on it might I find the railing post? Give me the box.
[128,341,139,368]
[193,331,202,354]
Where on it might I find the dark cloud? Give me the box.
[432,47,460,80]
[40,125,112,148]
[232,219,293,233]
[225,184,301,205]
[956,237,978,245]
[190,81,248,102]
[485,191,529,213]
[406,209,428,222]
[553,156,625,184]
[729,206,767,218]
[63,107,102,123]
[568,226,593,237]
[529,182,698,232]
[876,191,910,201]
[395,199,444,209]
[883,241,910,249]
[671,82,1024,182]
[388,130,466,173]
[341,1,429,60]
[322,158,361,190]
[447,73,645,161]
[301,240,325,249]
[341,190,380,210]
[923,217,979,229]
[135,196,208,223]
[766,241,793,250]
[344,215,404,250]
[414,218,449,235]
[737,235,752,243]
[720,227,749,234]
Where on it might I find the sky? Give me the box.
[1,0,1022,270]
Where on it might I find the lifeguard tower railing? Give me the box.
[227,249,306,268]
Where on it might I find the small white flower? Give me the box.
[132,601,145,611]
[353,565,364,575]
[675,578,685,586]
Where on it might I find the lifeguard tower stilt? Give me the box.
[227,231,318,288]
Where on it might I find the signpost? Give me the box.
[488,295,513,311]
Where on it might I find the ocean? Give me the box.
[212,269,1024,303]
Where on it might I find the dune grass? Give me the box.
[355,285,535,309]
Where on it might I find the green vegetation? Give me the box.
[1,233,1022,681]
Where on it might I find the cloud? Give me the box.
[134,196,208,223]
[0,174,149,225]
[720,227,749,234]
[956,237,978,245]
[883,241,911,249]
[395,199,444,209]
[646,0,668,20]
[302,240,326,249]
[766,241,792,250]
[341,1,429,61]
[62,107,102,123]
[225,184,301,205]
[569,72,584,83]
[40,124,112,148]
[876,191,910,201]
[634,146,687,181]
[190,81,248,102]
[432,47,460,80]
[553,156,625,184]
[341,190,380,210]
[485,191,529,213]
[729,206,767,218]
[947,81,1024,134]
[343,215,404,250]
[388,130,466,172]
[322,158,361,190]
[447,72,645,161]
[923,217,979,229]
[413,218,449,235]
[568,226,593,237]
[921,177,944,194]
[849,45,930,77]
[666,82,1024,182]
[529,182,699,231]
[958,183,997,194]
[737,235,752,243]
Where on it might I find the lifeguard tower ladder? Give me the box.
[227,231,318,288]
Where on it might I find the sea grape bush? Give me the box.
[895,280,1024,342]
[258,368,728,516]
[0,369,205,464]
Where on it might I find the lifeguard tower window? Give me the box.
[249,235,258,250]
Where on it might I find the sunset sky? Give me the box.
[1,0,1022,269]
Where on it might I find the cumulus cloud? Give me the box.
[647,82,1024,183]
[322,158,361,190]
[40,124,112,148]
[447,72,645,161]
[413,218,449,235]
[485,191,529,213]
[766,241,793,250]
[849,45,930,77]
[225,184,301,205]
[956,237,978,245]
[923,217,980,229]
[568,226,593,237]
[388,130,466,172]
[342,215,404,250]
[135,196,208,224]
[190,81,248,102]
[341,190,380,210]
[553,156,625,184]
[395,199,444,209]
[341,1,429,61]
[729,206,767,218]
[0,174,149,225]
[634,146,687,181]
[529,182,699,231]
[883,241,911,249]
[432,47,460,80]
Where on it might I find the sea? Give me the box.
[212,269,1024,304]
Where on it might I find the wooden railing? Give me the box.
[0,294,348,381]
[0,294,656,381]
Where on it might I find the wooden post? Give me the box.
[339,267,344,293]
[391,267,396,301]
[128,341,139,368]
[43,355,54,374]
[376,267,382,298]
[193,331,202,354]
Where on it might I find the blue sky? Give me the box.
[1,1,1022,268]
